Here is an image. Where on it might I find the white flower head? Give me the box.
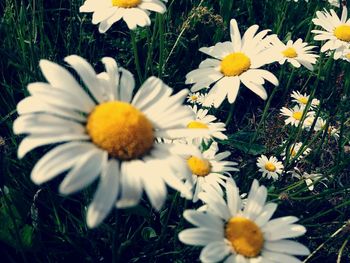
[185,142,239,202]
[179,179,310,263]
[328,0,341,8]
[187,105,228,144]
[269,36,319,70]
[256,155,284,181]
[280,105,314,127]
[13,55,210,228]
[186,19,279,108]
[80,0,166,33]
[186,92,204,105]
[281,142,312,160]
[340,45,350,61]
[289,167,327,191]
[291,90,320,108]
[312,6,350,59]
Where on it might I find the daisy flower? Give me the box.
[312,6,350,59]
[328,0,340,8]
[80,0,166,33]
[282,142,312,160]
[256,155,284,181]
[186,92,204,105]
[185,142,239,202]
[291,90,320,108]
[186,19,279,108]
[179,179,309,263]
[280,105,314,127]
[270,37,319,70]
[289,168,327,191]
[340,45,350,61]
[187,105,227,144]
[13,55,208,228]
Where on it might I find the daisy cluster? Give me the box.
[10,1,350,262]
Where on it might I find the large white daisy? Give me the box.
[179,179,309,263]
[13,55,207,228]
[269,37,319,70]
[185,19,279,108]
[187,105,227,144]
[80,0,166,33]
[312,6,350,59]
[185,142,239,202]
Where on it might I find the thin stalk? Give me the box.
[130,30,143,84]
[158,14,165,77]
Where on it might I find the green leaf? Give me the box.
[221,131,266,155]
[141,227,157,241]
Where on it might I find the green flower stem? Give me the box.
[130,30,143,84]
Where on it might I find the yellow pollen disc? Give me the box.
[187,157,211,177]
[220,52,251,77]
[191,95,198,101]
[290,148,297,157]
[298,97,308,104]
[187,121,209,129]
[225,217,264,258]
[264,162,276,172]
[334,25,350,42]
[282,47,298,58]
[86,101,154,160]
[293,111,302,120]
[112,0,141,8]
[346,53,350,60]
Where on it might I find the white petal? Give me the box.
[200,241,231,263]
[87,159,120,228]
[116,160,143,208]
[31,142,96,184]
[264,240,310,256]
[178,228,223,246]
[59,149,106,195]
[64,55,105,103]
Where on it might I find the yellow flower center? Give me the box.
[220,52,251,77]
[264,162,276,172]
[187,156,211,176]
[290,148,297,157]
[225,217,264,258]
[187,121,208,129]
[334,25,350,42]
[86,101,154,160]
[346,53,350,60]
[298,97,308,104]
[292,111,302,120]
[282,47,298,58]
[191,95,198,101]
[112,0,141,8]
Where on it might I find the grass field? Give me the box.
[1,0,350,262]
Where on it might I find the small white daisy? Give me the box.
[312,6,350,59]
[80,0,166,33]
[289,167,328,191]
[186,92,204,105]
[328,0,341,8]
[179,179,310,263]
[187,105,227,144]
[13,55,209,228]
[185,142,239,202]
[256,155,284,181]
[186,19,279,108]
[281,142,312,160]
[280,105,314,127]
[269,37,319,70]
[291,90,320,108]
[340,45,350,61]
